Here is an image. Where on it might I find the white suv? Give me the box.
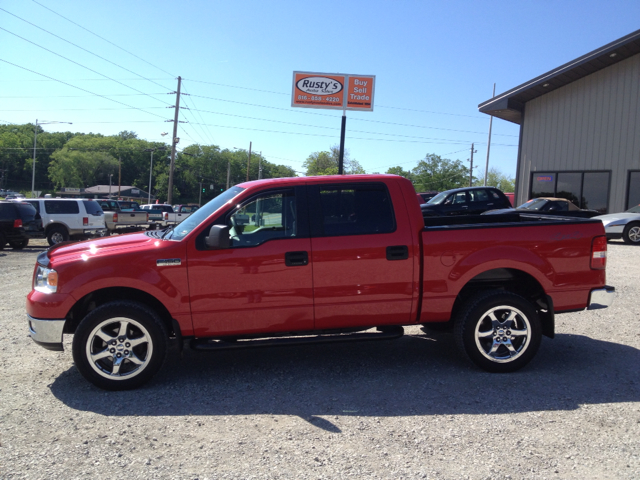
[26,198,107,245]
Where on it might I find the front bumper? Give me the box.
[587,286,616,310]
[28,314,65,351]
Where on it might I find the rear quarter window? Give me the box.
[83,201,103,215]
[16,203,37,220]
[45,200,80,214]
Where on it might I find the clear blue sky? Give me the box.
[1,0,639,179]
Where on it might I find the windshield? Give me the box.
[518,198,547,210]
[426,191,451,205]
[626,205,640,213]
[165,186,245,241]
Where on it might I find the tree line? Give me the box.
[0,124,295,202]
[1,123,514,202]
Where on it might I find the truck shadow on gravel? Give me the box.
[49,332,640,432]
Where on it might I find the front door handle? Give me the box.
[285,251,308,266]
[386,245,409,261]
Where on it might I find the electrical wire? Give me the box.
[0,58,168,120]
[31,0,176,78]
[0,26,172,107]
[0,7,174,94]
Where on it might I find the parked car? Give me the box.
[593,205,640,244]
[99,200,150,234]
[172,204,199,214]
[483,197,601,218]
[0,200,43,249]
[26,198,107,246]
[27,175,614,390]
[421,186,511,216]
[140,204,175,228]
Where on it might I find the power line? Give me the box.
[180,82,217,145]
[0,26,172,107]
[0,58,169,120]
[0,93,169,99]
[31,0,176,78]
[0,7,174,93]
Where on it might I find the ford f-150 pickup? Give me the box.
[26,175,615,390]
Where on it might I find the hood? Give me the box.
[47,232,158,264]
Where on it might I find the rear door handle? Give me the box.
[285,251,309,266]
[386,245,409,261]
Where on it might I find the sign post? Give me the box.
[292,71,375,174]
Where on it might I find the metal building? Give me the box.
[479,29,640,214]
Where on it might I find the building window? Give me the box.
[627,171,640,210]
[530,171,610,213]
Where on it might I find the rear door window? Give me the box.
[83,200,103,215]
[311,183,395,236]
[45,200,80,214]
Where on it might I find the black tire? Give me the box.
[9,238,29,250]
[47,225,69,246]
[454,290,541,373]
[622,222,640,245]
[72,301,169,390]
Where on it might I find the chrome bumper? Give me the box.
[28,315,65,351]
[587,286,616,310]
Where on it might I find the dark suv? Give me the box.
[0,200,43,250]
[421,186,511,217]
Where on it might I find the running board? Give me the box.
[189,326,404,351]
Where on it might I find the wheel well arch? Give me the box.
[64,287,176,336]
[44,222,69,234]
[451,268,554,337]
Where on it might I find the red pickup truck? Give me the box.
[26,175,615,390]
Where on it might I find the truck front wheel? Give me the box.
[72,301,168,390]
[454,290,541,373]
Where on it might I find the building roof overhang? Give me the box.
[478,29,640,124]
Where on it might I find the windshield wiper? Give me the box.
[161,225,175,239]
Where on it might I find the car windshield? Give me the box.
[164,186,245,241]
[426,191,451,205]
[626,205,640,213]
[518,198,548,210]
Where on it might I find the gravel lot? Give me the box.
[1,238,639,479]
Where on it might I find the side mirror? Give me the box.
[205,224,230,249]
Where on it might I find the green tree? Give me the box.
[473,167,515,192]
[411,153,469,192]
[386,166,413,180]
[303,145,365,175]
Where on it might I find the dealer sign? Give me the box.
[292,71,375,111]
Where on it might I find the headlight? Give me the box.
[34,265,58,294]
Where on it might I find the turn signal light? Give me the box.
[113,213,118,223]
[591,236,607,270]
[13,219,23,228]
[83,217,89,226]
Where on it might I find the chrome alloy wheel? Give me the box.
[474,305,531,363]
[50,231,65,244]
[628,225,640,243]
[85,317,153,380]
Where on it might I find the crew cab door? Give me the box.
[187,186,314,337]
[308,181,416,329]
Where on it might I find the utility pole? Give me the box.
[198,177,203,207]
[258,151,263,180]
[118,156,122,197]
[167,76,182,204]
[469,143,477,187]
[226,158,231,190]
[484,83,496,186]
[246,141,252,182]
[338,104,347,174]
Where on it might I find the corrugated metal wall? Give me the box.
[518,53,640,212]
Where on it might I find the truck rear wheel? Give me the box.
[454,290,541,373]
[72,301,168,390]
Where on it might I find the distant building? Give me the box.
[56,185,154,202]
[479,29,640,213]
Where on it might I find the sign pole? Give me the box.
[339,104,346,175]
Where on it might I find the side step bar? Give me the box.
[190,326,404,351]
